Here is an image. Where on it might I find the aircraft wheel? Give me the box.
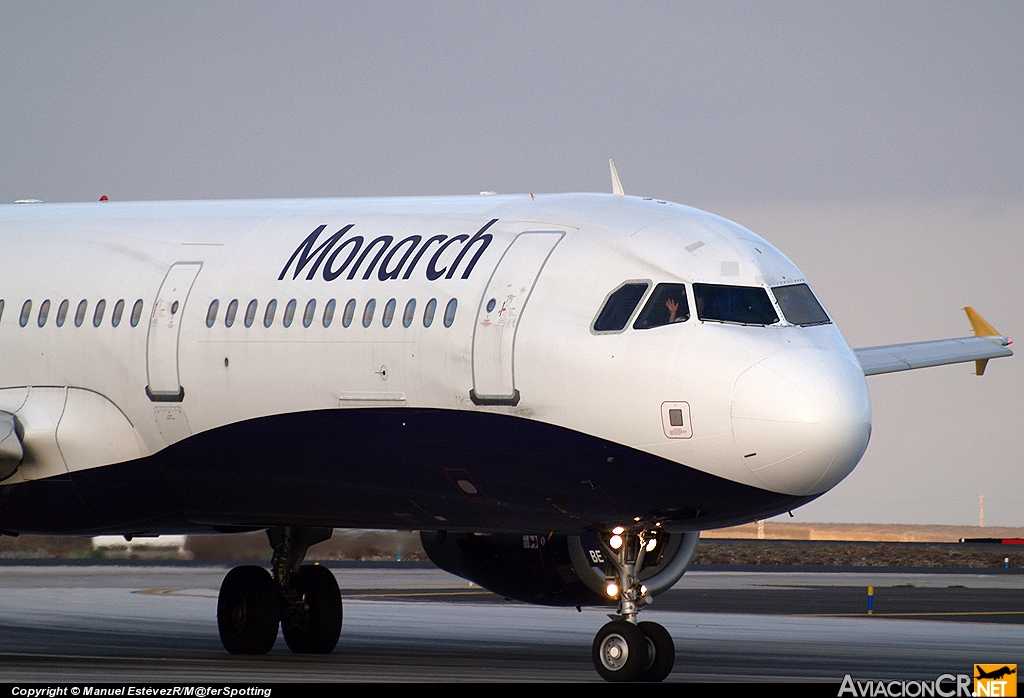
[217,566,280,654]
[636,621,675,682]
[283,564,342,654]
[592,620,649,682]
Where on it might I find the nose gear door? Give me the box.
[470,231,563,405]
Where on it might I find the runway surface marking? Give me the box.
[134,587,217,597]
[344,590,494,598]
[132,586,494,599]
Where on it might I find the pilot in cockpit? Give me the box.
[633,283,689,329]
[665,297,685,324]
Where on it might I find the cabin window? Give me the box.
[423,298,437,327]
[402,299,416,328]
[37,300,50,327]
[323,299,336,328]
[693,283,779,326]
[303,299,316,328]
[74,300,88,327]
[342,299,356,327]
[206,300,219,328]
[264,299,277,327]
[382,298,396,328]
[443,298,457,327]
[362,299,376,328]
[19,300,31,327]
[225,299,238,328]
[594,282,648,332]
[130,299,144,327]
[93,300,106,327]
[633,284,689,330]
[772,283,830,326]
[244,300,258,328]
[112,299,125,327]
[282,299,297,328]
[56,300,69,327]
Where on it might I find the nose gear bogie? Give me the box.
[591,525,676,682]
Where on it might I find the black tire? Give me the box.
[592,620,649,682]
[636,621,675,682]
[282,564,343,654]
[217,566,281,654]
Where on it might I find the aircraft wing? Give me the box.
[855,336,1012,376]
[854,307,1012,377]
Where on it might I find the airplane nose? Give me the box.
[731,348,871,495]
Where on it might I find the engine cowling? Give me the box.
[420,530,700,607]
[0,411,23,481]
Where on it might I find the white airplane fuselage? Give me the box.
[0,193,872,536]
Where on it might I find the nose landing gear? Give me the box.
[594,619,649,680]
[216,526,342,655]
[592,527,676,682]
[636,620,676,682]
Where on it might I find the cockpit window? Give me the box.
[593,282,648,332]
[773,283,830,326]
[693,283,779,326]
[633,284,689,330]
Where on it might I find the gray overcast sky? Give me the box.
[2,2,1022,526]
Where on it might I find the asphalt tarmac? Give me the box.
[0,562,1021,682]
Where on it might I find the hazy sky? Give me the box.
[2,2,1022,526]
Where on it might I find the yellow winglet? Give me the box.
[964,307,1003,376]
[965,306,1000,337]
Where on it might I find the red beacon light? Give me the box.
[99,195,109,202]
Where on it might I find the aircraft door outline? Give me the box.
[470,231,564,405]
[146,262,202,402]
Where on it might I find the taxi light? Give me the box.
[612,526,624,535]
[609,534,623,550]
[606,583,619,597]
[645,538,657,552]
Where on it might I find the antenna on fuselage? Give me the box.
[609,159,625,197]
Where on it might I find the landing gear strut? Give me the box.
[217,526,342,655]
[591,527,675,682]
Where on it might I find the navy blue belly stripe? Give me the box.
[0,408,815,535]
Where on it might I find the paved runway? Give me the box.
[0,563,1022,682]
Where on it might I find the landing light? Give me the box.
[609,534,623,550]
[611,526,625,535]
[606,583,619,597]
[645,538,657,553]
